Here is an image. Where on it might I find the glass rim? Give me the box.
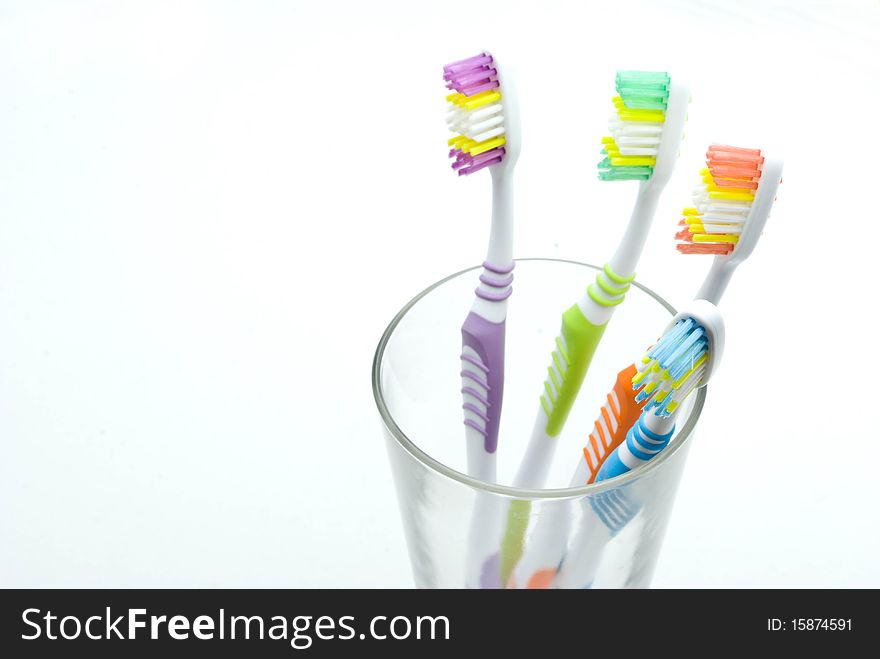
[371,257,706,500]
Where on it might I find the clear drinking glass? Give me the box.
[372,259,705,588]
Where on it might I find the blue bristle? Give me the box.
[633,316,710,416]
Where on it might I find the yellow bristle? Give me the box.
[632,368,650,386]
[601,137,657,166]
[714,175,757,185]
[611,155,657,167]
[671,354,707,387]
[463,90,502,111]
[465,135,506,156]
[604,143,621,157]
[612,96,665,123]
[708,189,756,201]
[693,234,739,244]
[446,92,466,105]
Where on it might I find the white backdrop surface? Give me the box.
[1,0,877,587]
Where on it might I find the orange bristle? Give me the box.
[674,226,692,240]
[676,243,734,255]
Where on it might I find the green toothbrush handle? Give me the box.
[540,304,609,436]
[540,262,637,437]
[502,264,635,585]
[509,305,610,493]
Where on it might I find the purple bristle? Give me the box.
[443,53,493,72]
[450,147,505,175]
[443,52,499,97]
[448,80,498,95]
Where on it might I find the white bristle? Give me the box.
[608,114,665,156]
[687,175,757,235]
[470,114,505,134]
[615,146,660,156]
[447,99,505,143]
[469,103,504,121]
[608,118,664,136]
[471,125,505,143]
[615,136,662,146]
[700,223,743,234]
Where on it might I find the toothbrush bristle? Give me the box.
[444,52,506,175]
[598,71,671,181]
[675,144,764,254]
[631,317,709,417]
[443,53,499,96]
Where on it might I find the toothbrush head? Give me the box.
[597,71,689,185]
[444,51,519,176]
[632,299,725,417]
[676,145,784,262]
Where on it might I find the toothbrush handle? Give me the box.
[552,512,610,589]
[499,266,634,583]
[554,488,640,588]
[511,303,608,489]
[461,311,506,479]
[513,263,636,489]
[695,257,736,305]
[513,366,646,589]
[595,411,675,482]
[543,304,609,435]
[461,261,513,586]
[581,363,647,484]
[465,495,506,588]
[498,307,606,584]
[510,499,572,589]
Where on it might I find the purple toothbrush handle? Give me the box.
[461,312,506,454]
[480,552,503,589]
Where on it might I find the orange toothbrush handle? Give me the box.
[583,364,647,484]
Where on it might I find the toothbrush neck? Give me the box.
[485,169,514,269]
[608,183,662,278]
[696,257,738,305]
[641,408,677,436]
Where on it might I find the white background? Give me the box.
[1,0,877,587]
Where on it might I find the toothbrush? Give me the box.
[553,301,725,589]
[512,71,689,490]
[446,51,521,483]
[445,52,521,588]
[575,144,784,485]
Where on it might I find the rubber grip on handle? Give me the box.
[500,500,531,588]
[595,412,674,482]
[541,304,609,437]
[461,312,506,453]
[583,363,647,484]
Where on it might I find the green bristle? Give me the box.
[597,157,652,181]
[615,70,670,110]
